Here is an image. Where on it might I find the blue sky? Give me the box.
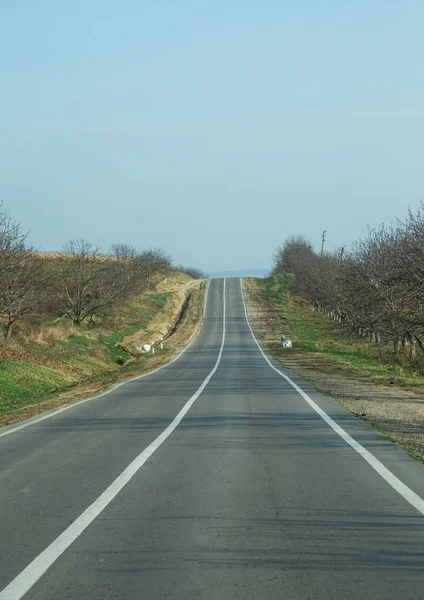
[1,1,423,271]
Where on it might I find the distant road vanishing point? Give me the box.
[1,278,424,600]
[208,268,269,278]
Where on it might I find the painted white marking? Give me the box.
[0,279,224,600]
[240,279,424,517]
[0,281,211,440]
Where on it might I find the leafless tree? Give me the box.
[54,241,173,326]
[0,205,44,338]
[175,265,207,279]
[271,204,424,364]
[136,248,172,288]
[55,240,118,326]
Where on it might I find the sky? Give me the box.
[1,1,424,272]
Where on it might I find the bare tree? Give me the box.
[109,243,141,296]
[55,240,117,326]
[55,241,173,326]
[110,244,173,294]
[271,205,424,364]
[0,206,44,338]
[136,248,172,289]
[175,265,207,279]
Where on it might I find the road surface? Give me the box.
[1,278,424,599]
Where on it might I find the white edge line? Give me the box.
[0,279,225,600]
[0,280,211,440]
[240,278,424,517]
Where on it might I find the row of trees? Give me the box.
[272,204,424,359]
[55,241,172,328]
[0,204,200,338]
[175,265,207,279]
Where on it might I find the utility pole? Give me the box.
[339,245,345,261]
[320,230,326,256]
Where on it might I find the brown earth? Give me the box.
[243,278,424,462]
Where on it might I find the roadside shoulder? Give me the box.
[243,277,424,463]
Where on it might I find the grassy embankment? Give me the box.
[255,275,424,390]
[0,270,205,426]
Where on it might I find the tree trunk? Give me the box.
[3,318,14,339]
[414,335,424,354]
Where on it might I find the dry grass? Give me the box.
[16,322,73,345]
[35,251,118,262]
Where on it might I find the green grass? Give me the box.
[104,325,141,364]
[62,335,96,349]
[100,293,170,364]
[146,292,170,309]
[257,276,424,389]
[0,359,69,413]
[259,273,293,303]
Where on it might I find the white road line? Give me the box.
[0,279,225,600]
[240,278,424,517]
[0,281,211,440]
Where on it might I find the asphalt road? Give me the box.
[1,278,424,599]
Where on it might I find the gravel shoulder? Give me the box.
[243,278,424,462]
